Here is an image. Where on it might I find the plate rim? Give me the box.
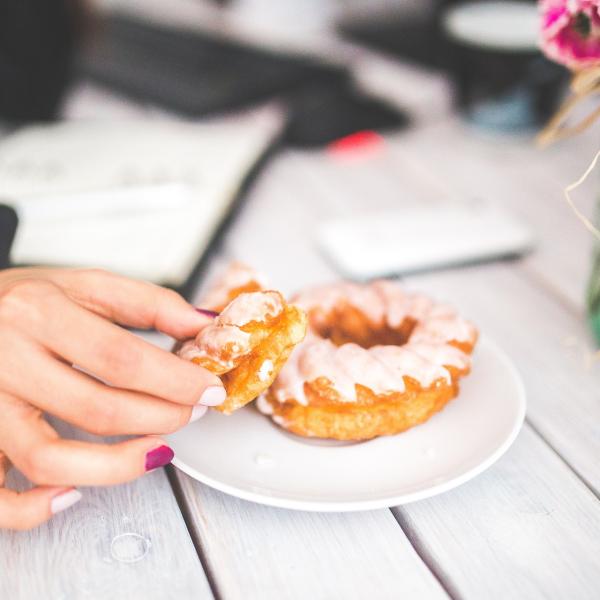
[171,336,527,512]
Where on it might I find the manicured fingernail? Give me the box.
[145,445,174,471]
[195,308,219,318]
[51,489,82,515]
[189,404,207,423]
[199,385,226,406]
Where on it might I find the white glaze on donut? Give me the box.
[293,281,475,344]
[268,280,476,405]
[258,359,274,382]
[192,325,252,368]
[368,346,450,387]
[177,291,281,369]
[297,337,357,400]
[294,282,384,325]
[407,342,471,371]
[219,291,283,326]
[409,316,478,346]
[200,261,269,311]
[177,338,208,363]
[256,393,275,414]
[272,341,458,403]
[269,342,308,404]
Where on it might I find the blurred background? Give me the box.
[0,0,596,322]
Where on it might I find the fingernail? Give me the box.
[51,489,82,515]
[189,404,207,423]
[195,307,219,318]
[199,385,227,406]
[145,445,174,471]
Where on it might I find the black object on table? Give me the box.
[0,205,18,269]
[80,14,347,117]
[339,1,567,130]
[0,0,84,121]
[338,1,460,71]
[284,78,408,148]
[80,14,409,147]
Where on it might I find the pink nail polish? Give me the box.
[189,404,207,423]
[199,385,226,406]
[145,445,174,471]
[195,307,219,318]
[51,489,82,514]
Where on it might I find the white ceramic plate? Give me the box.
[168,337,526,512]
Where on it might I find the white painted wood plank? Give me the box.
[193,140,600,493]
[202,147,441,295]
[388,117,599,310]
[235,128,600,496]
[395,426,600,600]
[404,263,600,495]
[52,67,600,598]
[173,471,449,600]
[176,139,600,600]
[0,465,213,600]
[148,198,449,600]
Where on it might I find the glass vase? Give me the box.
[587,242,600,344]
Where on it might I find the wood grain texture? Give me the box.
[0,466,213,600]
[173,471,449,600]
[180,140,600,599]
[4,38,599,598]
[229,137,600,495]
[395,426,600,600]
[403,263,600,496]
[389,117,599,310]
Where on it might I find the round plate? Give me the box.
[168,337,526,512]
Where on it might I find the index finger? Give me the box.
[42,269,212,340]
[36,290,224,407]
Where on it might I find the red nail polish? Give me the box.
[145,445,174,471]
[195,307,219,318]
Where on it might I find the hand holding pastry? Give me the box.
[179,290,307,414]
[0,267,224,530]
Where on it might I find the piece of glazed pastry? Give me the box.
[257,280,478,440]
[199,261,270,313]
[178,285,308,415]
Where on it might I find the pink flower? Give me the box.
[540,0,600,69]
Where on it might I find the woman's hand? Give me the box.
[0,268,224,530]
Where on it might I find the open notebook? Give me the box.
[0,106,283,287]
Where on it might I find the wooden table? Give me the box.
[2,49,600,599]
